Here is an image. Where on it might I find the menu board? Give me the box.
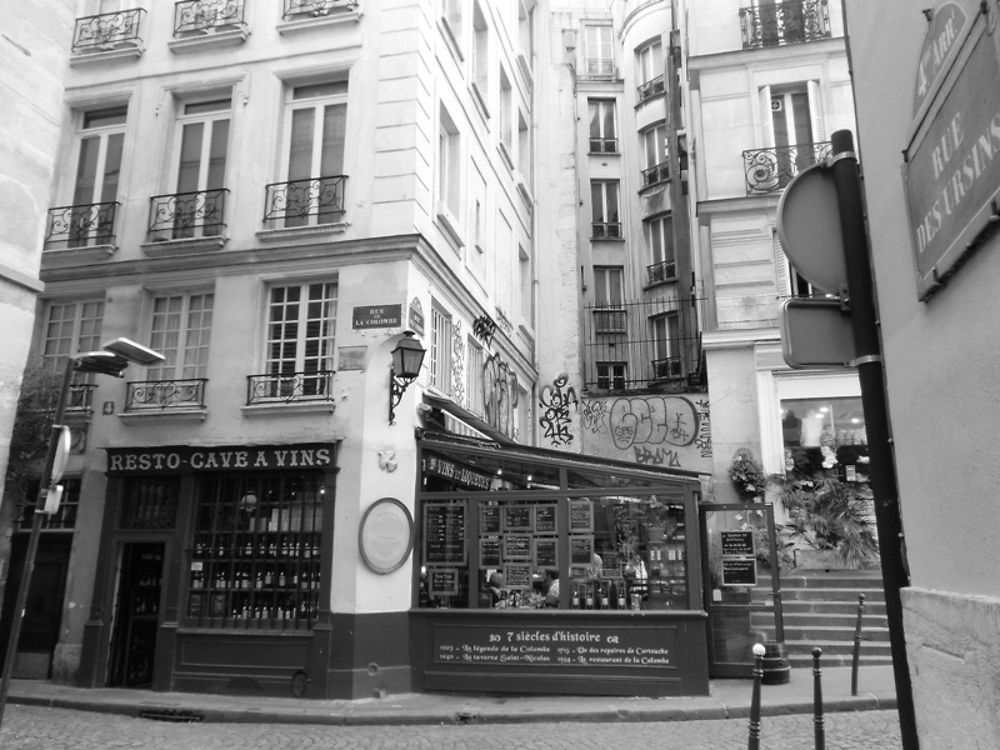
[503,534,533,560]
[534,505,557,533]
[570,535,594,565]
[479,536,502,567]
[721,530,755,557]
[535,537,557,568]
[722,557,757,586]
[569,500,594,533]
[503,505,533,531]
[480,504,501,533]
[424,502,467,564]
[503,563,533,590]
[429,568,460,596]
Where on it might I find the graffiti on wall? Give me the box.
[484,351,519,439]
[538,373,579,446]
[580,394,712,473]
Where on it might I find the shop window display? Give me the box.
[186,472,323,629]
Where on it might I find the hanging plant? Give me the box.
[729,448,766,502]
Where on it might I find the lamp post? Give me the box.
[388,331,426,425]
[0,338,164,729]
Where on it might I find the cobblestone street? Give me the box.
[1,705,902,750]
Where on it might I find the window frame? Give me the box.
[590,179,621,239]
[430,304,454,395]
[147,291,214,381]
[588,99,618,154]
[263,280,338,389]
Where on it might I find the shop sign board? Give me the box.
[433,623,674,669]
[352,304,402,329]
[106,443,335,474]
[903,4,1000,299]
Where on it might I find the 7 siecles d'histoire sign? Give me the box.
[903,1,1000,300]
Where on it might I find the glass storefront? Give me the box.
[780,396,869,483]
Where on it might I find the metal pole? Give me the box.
[828,129,919,749]
[747,642,765,750]
[0,357,75,729]
[813,647,826,750]
[851,592,866,696]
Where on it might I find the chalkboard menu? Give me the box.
[480,504,501,533]
[721,557,757,586]
[535,537,557,568]
[479,536,501,567]
[534,505,557,533]
[424,502,467,564]
[429,568,460,596]
[569,500,594,532]
[503,504,533,531]
[503,563,532,589]
[570,535,594,565]
[721,530,755,557]
[503,534,533,560]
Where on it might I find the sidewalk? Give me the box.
[6,665,897,726]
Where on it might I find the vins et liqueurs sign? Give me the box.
[904,1,1000,299]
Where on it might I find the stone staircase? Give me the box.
[750,569,892,668]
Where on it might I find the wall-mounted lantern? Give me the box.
[388,330,426,425]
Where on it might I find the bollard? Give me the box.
[851,593,866,696]
[813,647,825,750]
[747,643,765,750]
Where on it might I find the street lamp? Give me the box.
[388,331,426,425]
[0,338,164,729]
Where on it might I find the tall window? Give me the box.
[41,300,104,373]
[641,123,669,185]
[636,41,664,101]
[517,110,531,182]
[430,306,454,394]
[467,338,485,415]
[651,313,681,379]
[518,1,534,62]
[593,266,625,333]
[265,281,337,396]
[646,215,675,283]
[590,180,621,238]
[172,97,230,238]
[584,24,614,76]
[69,105,126,246]
[519,245,533,325]
[499,68,513,157]
[770,86,814,174]
[442,0,463,47]
[472,2,488,102]
[283,81,348,227]
[438,105,461,225]
[148,292,214,380]
[588,99,617,153]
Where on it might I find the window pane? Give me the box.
[288,108,315,181]
[320,103,346,177]
[177,122,204,193]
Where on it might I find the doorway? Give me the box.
[699,503,784,678]
[107,542,164,688]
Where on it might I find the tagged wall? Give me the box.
[538,383,713,474]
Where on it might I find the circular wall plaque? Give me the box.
[358,497,414,574]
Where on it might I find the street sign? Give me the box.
[50,425,71,485]
[776,164,849,295]
[42,484,64,515]
[779,298,856,369]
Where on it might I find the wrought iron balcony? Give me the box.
[45,202,118,249]
[72,9,147,54]
[589,137,618,154]
[742,141,832,195]
[125,379,208,412]
[173,0,247,35]
[637,75,665,102]
[591,222,623,240]
[263,176,347,229]
[739,0,831,50]
[583,297,704,391]
[647,259,677,285]
[246,370,335,405]
[282,0,358,20]
[148,188,228,240]
[586,58,616,78]
[642,160,670,188]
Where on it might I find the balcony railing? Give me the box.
[637,75,665,102]
[647,259,677,285]
[642,161,670,188]
[173,0,247,35]
[148,188,228,240]
[583,297,704,391]
[282,0,358,20]
[45,202,118,249]
[591,222,623,239]
[739,0,831,50]
[72,9,146,54]
[125,379,208,411]
[586,58,616,78]
[742,141,832,195]
[246,370,335,405]
[589,137,618,154]
[263,176,347,229]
